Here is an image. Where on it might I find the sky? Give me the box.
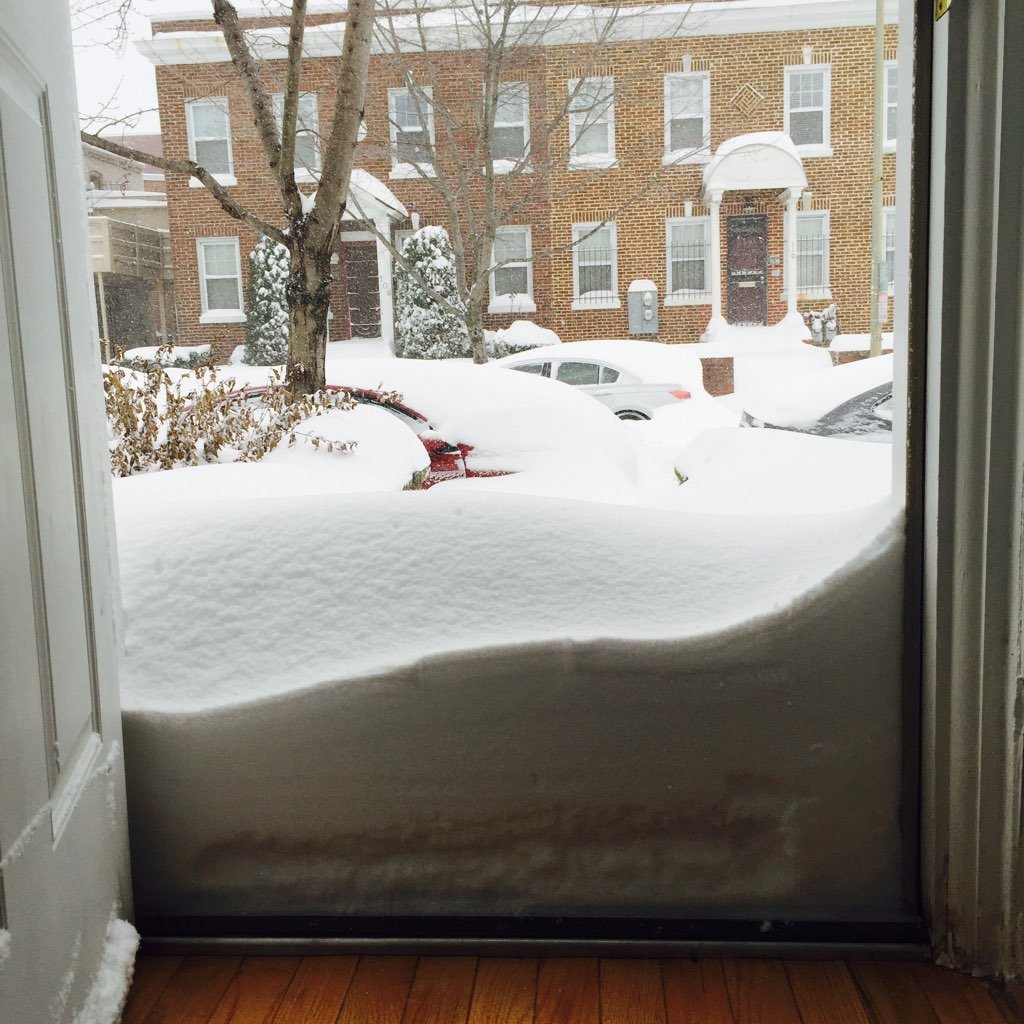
[73,1,161,133]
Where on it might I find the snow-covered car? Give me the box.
[740,354,894,441]
[494,339,707,420]
[220,384,509,486]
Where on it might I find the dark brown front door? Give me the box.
[344,242,382,338]
[727,214,768,325]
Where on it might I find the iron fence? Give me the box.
[667,238,710,298]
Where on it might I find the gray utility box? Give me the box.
[627,280,659,336]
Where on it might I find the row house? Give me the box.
[138,0,899,359]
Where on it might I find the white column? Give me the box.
[784,190,800,318]
[708,191,723,323]
[374,216,395,349]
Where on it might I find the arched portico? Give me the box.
[701,132,808,338]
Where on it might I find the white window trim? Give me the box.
[272,91,321,182]
[186,97,236,187]
[388,85,436,179]
[196,236,245,323]
[664,216,712,305]
[571,221,620,310]
[883,204,896,296]
[783,64,833,158]
[663,71,712,166]
[489,225,536,314]
[568,76,617,171]
[791,209,832,299]
[490,82,531,175]
[884,60,898,153]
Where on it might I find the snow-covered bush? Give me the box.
[244,235,291,365]
[103,347,358,476]
[394,227,470,359]
[116,345,211,371]
[487,320,560,358]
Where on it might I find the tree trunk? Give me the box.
[467,293,488,364]
[285,243,332,395]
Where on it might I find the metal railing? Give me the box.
[795,233,831,292]
[90,216,172,281]
[575,245,616,302]
[667,239,710,297]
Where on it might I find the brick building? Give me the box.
[137,0,899,360]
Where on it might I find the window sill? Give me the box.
[793,144,834,159]
[883,141,897,154]
[796,288,833,301]
[571,297,621,311]
[568,156,618,171]
[190,173,236,188]
[490,160,532,176]
[489,297,537,315]
[663,151,711,166]
[389,163,435,180]
[200,310,246,324]
[665,294,712,306]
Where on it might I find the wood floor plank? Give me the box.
[722,960,802,1024]
[269,956,358,1024]
[661,959,734,1024]
[206,957,300,1024]
[913,963,1015,1024]
[337,956,418,1024]
[785,962,872,1024]
[535,958,599,1024]
[599,959,667,1024]
[467,958,537,1024]
[401,957,478,1024]
[849,961,941,1024]
[139,955,243,1024]
[122,955,185,1024]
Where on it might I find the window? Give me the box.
[492,83,529,166]
[784,65,831,155]
[272,92,320,177]
[794,211,830,294]
[388,87,434,176]
[572,222,619,308]
[490,226,535,314]
[568,77,616,168]
[883,206,896,294]
[511,362,548,376]
[197,237,243,322]
[885,61,898,151]
[664,72,710,163]
[186,98,234,184]
[555,361,602,386]
[665,218,711,302]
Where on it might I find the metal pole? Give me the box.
[96,272,111,363]
[869,0,885,357]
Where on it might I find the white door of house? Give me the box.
[0,8,132,1020]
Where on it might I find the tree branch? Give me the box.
[278,0,307,215]
[81,131,288,245]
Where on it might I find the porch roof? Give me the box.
[702,132,807,199]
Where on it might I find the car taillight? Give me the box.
[669,389,692,400]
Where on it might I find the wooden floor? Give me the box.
[123,954,1023,1024]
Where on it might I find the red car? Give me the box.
[223,384,508,488]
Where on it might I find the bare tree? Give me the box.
[82,0,375,396]
[361,0,697,362]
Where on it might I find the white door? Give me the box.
[0,7,132,1021]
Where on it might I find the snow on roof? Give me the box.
[348,168,407,218]
[703,131,807,195]
[741,353,894,427]
[498,339,707,390]
[627,279,658,292]
[300,170,407,220]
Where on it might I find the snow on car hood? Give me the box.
[741,354,894,428]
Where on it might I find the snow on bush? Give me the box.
[394,227,471,359]
[103,350,359,476]
[244,235,291,365]
[487,320,559,358]
[117,345,211,371]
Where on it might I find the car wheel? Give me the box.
[616,409,650,421]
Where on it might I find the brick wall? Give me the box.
[153,6,899,357]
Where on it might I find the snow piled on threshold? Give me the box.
[116,484,901,712]
[71,920,138,1024]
